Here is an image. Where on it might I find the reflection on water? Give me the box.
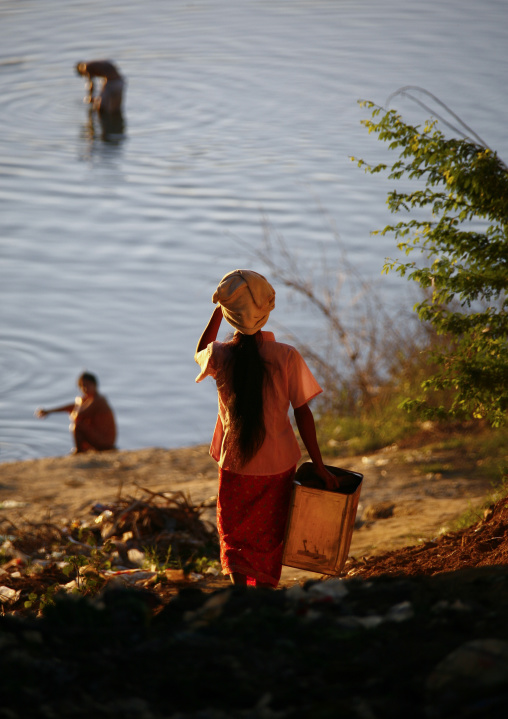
[82,109,126,145]
[0,0,507,462]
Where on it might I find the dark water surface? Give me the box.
[1,0,507,461]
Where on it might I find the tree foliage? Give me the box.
[354,100,508,426]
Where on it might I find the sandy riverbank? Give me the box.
[0,435,492,585]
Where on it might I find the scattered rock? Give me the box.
[363,501,395,520]
[427,638,508,715]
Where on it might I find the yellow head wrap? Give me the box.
[212,269,275,335]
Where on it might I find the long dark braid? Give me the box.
[221,332,268,466]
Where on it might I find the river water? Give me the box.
[1,0,507,462]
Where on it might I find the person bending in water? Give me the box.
[75,60,125,114]
[36,372,117,454]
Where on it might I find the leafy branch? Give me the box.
[353,97,508,426]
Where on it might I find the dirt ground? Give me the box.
[2,431,508,718]
[0,428,495,584]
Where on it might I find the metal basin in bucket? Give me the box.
[282,463,363,576]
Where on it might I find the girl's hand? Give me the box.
[315,465,342,491]
[35,408,48,418]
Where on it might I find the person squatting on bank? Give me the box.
[36,372,117,454]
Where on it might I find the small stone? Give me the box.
[307,578,349,601]
[127,548,146,567]
[385,600,414,623]
[357,615,384,629]
[0,586,20,604]
[427,638,508,703]
[363,502,395,520]
[285,584,307,602]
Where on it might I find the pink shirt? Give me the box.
[195,331,322,475]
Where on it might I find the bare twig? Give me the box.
[237,215,417,411]
[385,85,508,170]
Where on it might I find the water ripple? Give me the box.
[1,0,506,462]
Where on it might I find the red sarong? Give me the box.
[217,465,296,587]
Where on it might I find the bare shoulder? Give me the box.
[78,60,122,80]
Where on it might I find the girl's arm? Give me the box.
[294,403,342,491]
[196,305,223,353]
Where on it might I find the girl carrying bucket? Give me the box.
[195,269,340,588]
